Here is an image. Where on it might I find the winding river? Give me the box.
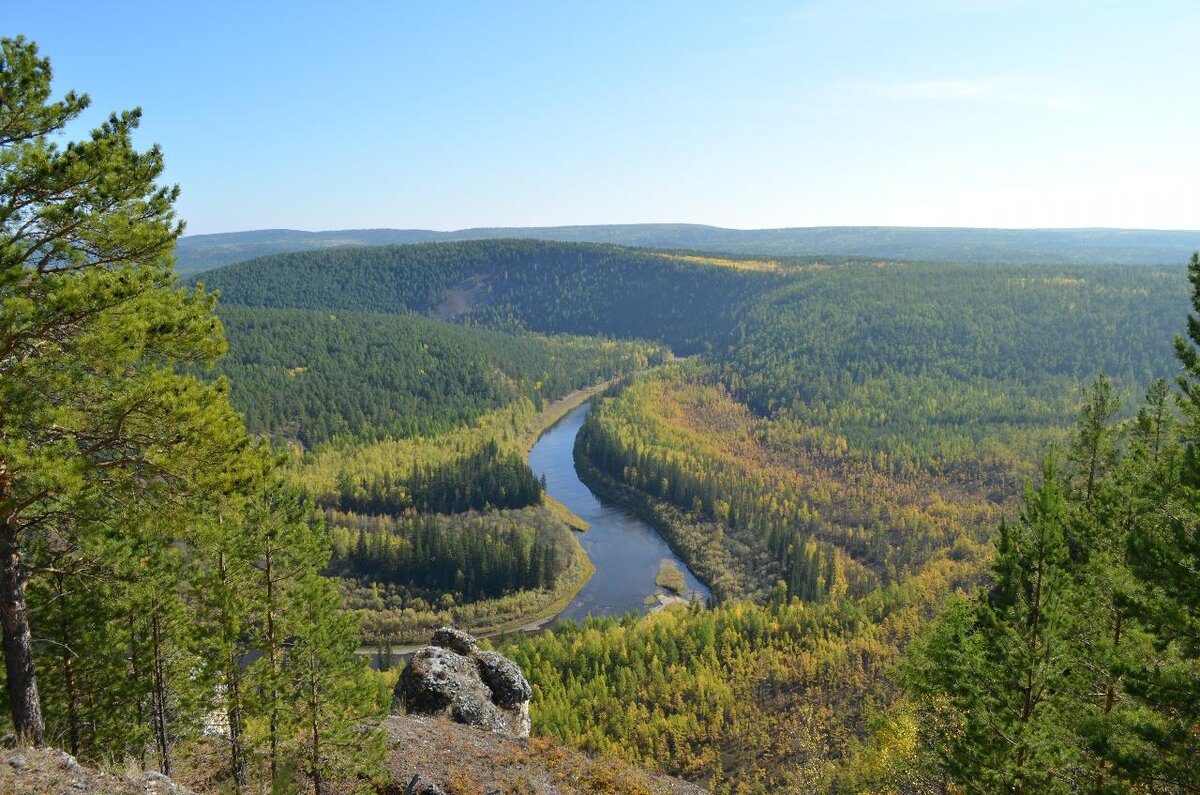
[530,401,711,623]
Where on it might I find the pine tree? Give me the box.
[0,35,256,743]
[283,570,386,794]
[904,464,1082,793]
[1116,252,1200,789]
[1066,374,1121,512]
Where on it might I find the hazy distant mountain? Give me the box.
[174,224,1200,275]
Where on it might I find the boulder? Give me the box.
[395,628,532,738]
[430,626,479,656]
[476,650,532,708]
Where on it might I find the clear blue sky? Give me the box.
[9,1,1198,235]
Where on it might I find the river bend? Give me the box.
[529,401,711,623]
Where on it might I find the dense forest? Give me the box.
[196,239,780,354]
[5,33,1198,795]
[329,508,572,603]
[213,305,660,446]
[330,506,592,645]
[719,263,1183,476]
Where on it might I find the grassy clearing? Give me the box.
[655,560,687,594]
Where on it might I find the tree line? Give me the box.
[327,507,571,602]
[213,305,660,447]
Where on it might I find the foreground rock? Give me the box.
[0,746,194,793]
[383,714,708,795]
[395,626,532,738]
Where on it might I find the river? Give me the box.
[529,401,711,622]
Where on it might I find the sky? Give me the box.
[7,1,1199,235]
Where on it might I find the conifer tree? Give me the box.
[1117,252,1200,789]
[904,465,1081,793]
[283,570,386,794]
[0,35,255,743]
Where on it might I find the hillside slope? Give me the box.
[176,224,1200,273]
[196,239,776,354]
[383,715,708,795]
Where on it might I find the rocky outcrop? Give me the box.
[383,715,710,795]
[0,747,196,794]
[395,627,532,738]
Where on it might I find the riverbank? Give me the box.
[530,401,711,622]
[572,440,728,602]
[358,542,594,658]
[359,372,710,657]
[519,379,621,531]
[356,380,616,653]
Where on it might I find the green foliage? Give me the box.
[720,262,1183,477]
[213,305,659,447]
[1,38,386,791]
[578,367,997,601]
[328,507,574,602]
[281,571,387,794]
[0,32,254,746]
[289,396,555,519]
[897,259,1200,794]
[500,553,976,794]
[174,225,1200,275]
[654,561,686,595]
[904,468,1087,792]
[197,239,777,354]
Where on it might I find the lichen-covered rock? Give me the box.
[476,650,533,708]
[430,626,479,656]
[395,628,532,738]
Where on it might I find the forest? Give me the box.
[174,225,1200,275]
[159,233,1200,791]
[212,305,660,446]
[3,32,1198,795]
[195,238,781,354]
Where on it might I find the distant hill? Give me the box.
[174,224,1200,274]
[193,239,778,355]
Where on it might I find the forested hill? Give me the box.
[196,239,779,354]
[176,224,1200,273]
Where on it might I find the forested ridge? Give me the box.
[4,33,1199,795]
[212,305,659,447]
[174,224,1200,275]
[196,238,780,354]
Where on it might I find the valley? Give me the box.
[7,20,1199,795]
[178,237,1194,791]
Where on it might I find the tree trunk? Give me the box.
[0,463,44,745]
[129,611,146,767]
[264,543,279,785]
[150,606,172,777]
[226,666,245,791]
[56,574,80,756]
[309,668,322,795]
[218,553,246,792]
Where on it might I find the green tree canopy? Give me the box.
[0,34,257,744]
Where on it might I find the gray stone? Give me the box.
[476,650,532,708]
[394,628,532,738]
[430,626,479,656]
[7,754,24,769]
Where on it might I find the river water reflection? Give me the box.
[529,401,711,623]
